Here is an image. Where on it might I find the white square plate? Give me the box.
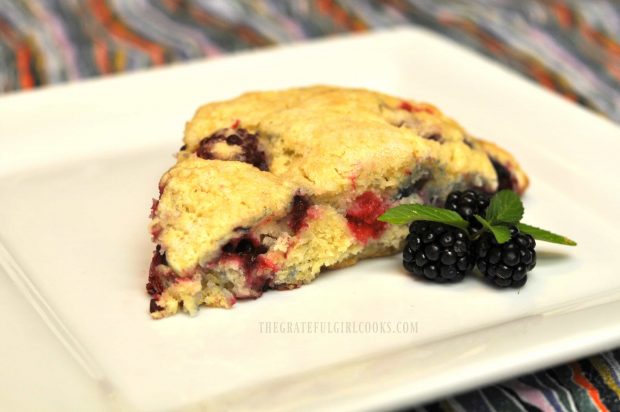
[1,27,619,412]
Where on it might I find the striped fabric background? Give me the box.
[1,1,619,411]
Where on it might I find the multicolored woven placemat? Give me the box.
[1,1,619,411]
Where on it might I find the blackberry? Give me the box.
[403,221,474,283]
[475,227,536,288]
[445,190,490,233]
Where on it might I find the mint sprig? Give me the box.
[518,223,577,246]
[378,190,576,246]
[485,190,523,225]
[377,204,468,231]
[474,215,511,243]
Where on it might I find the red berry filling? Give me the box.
[217,235,277,294]
[149,298,163,313]
[196,128,269,171]
[399,101,438,115]
[490,157,519,193]
[349,174,357,190]
[425,133,443,143]
[147,246,171,297]
[345,191,389,244]
[150,198,159,219]
[150,223,163,241]
[399,101,413,111]
[288,194,311,233]
[396,173,431,200]
[220,236,267,270]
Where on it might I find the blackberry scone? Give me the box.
[147,86,528,319]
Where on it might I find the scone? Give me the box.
[147,86,528,319]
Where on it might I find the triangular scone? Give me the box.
[148,86,528,318]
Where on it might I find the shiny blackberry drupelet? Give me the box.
[475,227,536,288]
[403,221,474,283]
[445,190,490,233]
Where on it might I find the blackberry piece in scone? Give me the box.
[148,86,528,318]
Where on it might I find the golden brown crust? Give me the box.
[181,86,525,201]
[151,157,295,273]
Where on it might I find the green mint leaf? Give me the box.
[489,225,512,244]
[378,204,469,231]
[474,215,512,244]
[485,190,524,225]
[517,223,577,246]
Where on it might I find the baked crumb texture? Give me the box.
[147,86,528,319]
